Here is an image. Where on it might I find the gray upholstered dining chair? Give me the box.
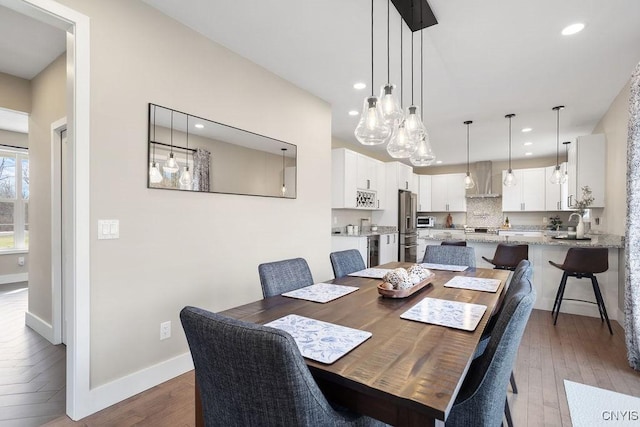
[330,249,366,278]
[258,257,314,298]
[473,259,533,427]
[180,306,387,427]
[445,274,536,427]
[422,245,476,267]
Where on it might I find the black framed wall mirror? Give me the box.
[147,103,297,198]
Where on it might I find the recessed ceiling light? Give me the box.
[521,127,532,133]
[525,152,533,156]
[348,110,359,116]
[523,142,533,146]
[562,23,585,36]
[436,160,443,164]
[353,82,367,90]
[194,123,204,129]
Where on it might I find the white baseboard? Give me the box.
[0,273,28,285]
[87,352,194,417]
[25,310,56,344]
[538,297,619,321]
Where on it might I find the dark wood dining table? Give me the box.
[195,262,510,427]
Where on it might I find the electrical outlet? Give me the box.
[160,321,171,340]
[17,256,25,266]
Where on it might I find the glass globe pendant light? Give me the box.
[410,29,436,166]
[463,121,475,189]
[149,105,163,184]
[404,32,423,145]
[355,0,391,146]
[379,0,402,125]
[561,141,570,184]
[387,18,417,158]
[503,113,517,186]
[163,110,179,173]
[179,114,193,188]
[549,105,565,184]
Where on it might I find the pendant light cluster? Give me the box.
[503,113,517,187]
[354,0,435,164]
[549,105,565,184]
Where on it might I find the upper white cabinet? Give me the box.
[417,175,432,212]
[397,162,413,191]
[431,173,467,212]
[502,168,546,211]
[332,148,385,209]
[545,164,569,211]
[567,134,605,208]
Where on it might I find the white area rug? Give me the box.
[564,380,640,426]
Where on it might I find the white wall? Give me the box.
[57,0,332,388]
[593,80,630,236]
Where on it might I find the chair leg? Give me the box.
[551,271,567,317]
[553,272,569,325]
[591,276,613,335]
[504,397,514,427]
[510,371,518,394]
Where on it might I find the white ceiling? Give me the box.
[142,0,640,166]
[1,2,639,165]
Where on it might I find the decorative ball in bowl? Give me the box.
[378,265,435,298]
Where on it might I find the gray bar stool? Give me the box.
[482,243,528,271]
[549,247,613,335]
[441,240,467,246]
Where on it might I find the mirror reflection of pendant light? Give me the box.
[562,141,570,184]
[163,110,179,173]
[379,0,402,125]
[281,148,287,195]
[503,113,517,187]
[549,105,565,184]
[149,105,163,184]
[463,120,475,189]
[355,0,391,145]
[179,114,193,188]
[410,26,436,166]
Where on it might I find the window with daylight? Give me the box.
[0,147,29,251]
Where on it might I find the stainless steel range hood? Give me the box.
[466,161,501,198]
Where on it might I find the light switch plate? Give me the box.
[98,220,119,239]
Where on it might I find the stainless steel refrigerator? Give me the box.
[398,190,418,263]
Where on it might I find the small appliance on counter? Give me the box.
[417,216,436,228]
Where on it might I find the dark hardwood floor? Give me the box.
[43,308,640,427]
[0,282,66,427]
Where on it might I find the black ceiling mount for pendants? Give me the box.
[391,0,437,32]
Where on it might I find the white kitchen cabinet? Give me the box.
[567,134,605,208]
[417,175,432,212]
[545,164,569,211]
[379,233,398,265]
[430,173,467,212]
[332,148,384,209]
[397,162,413,191]
[502,168,546,211]
[376,160,387,209]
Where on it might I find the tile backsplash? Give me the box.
[465,198,503,227]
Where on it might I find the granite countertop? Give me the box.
[331,226,398,237]
[419,232,624,248]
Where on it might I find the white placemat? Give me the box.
[444,276,502,293]
[347,268,393,279]
[400,297,487,331]
[282,283,358,303]
[420,262,468,272]
[264,314,372,364]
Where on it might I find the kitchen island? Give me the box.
[418,229,625,324]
